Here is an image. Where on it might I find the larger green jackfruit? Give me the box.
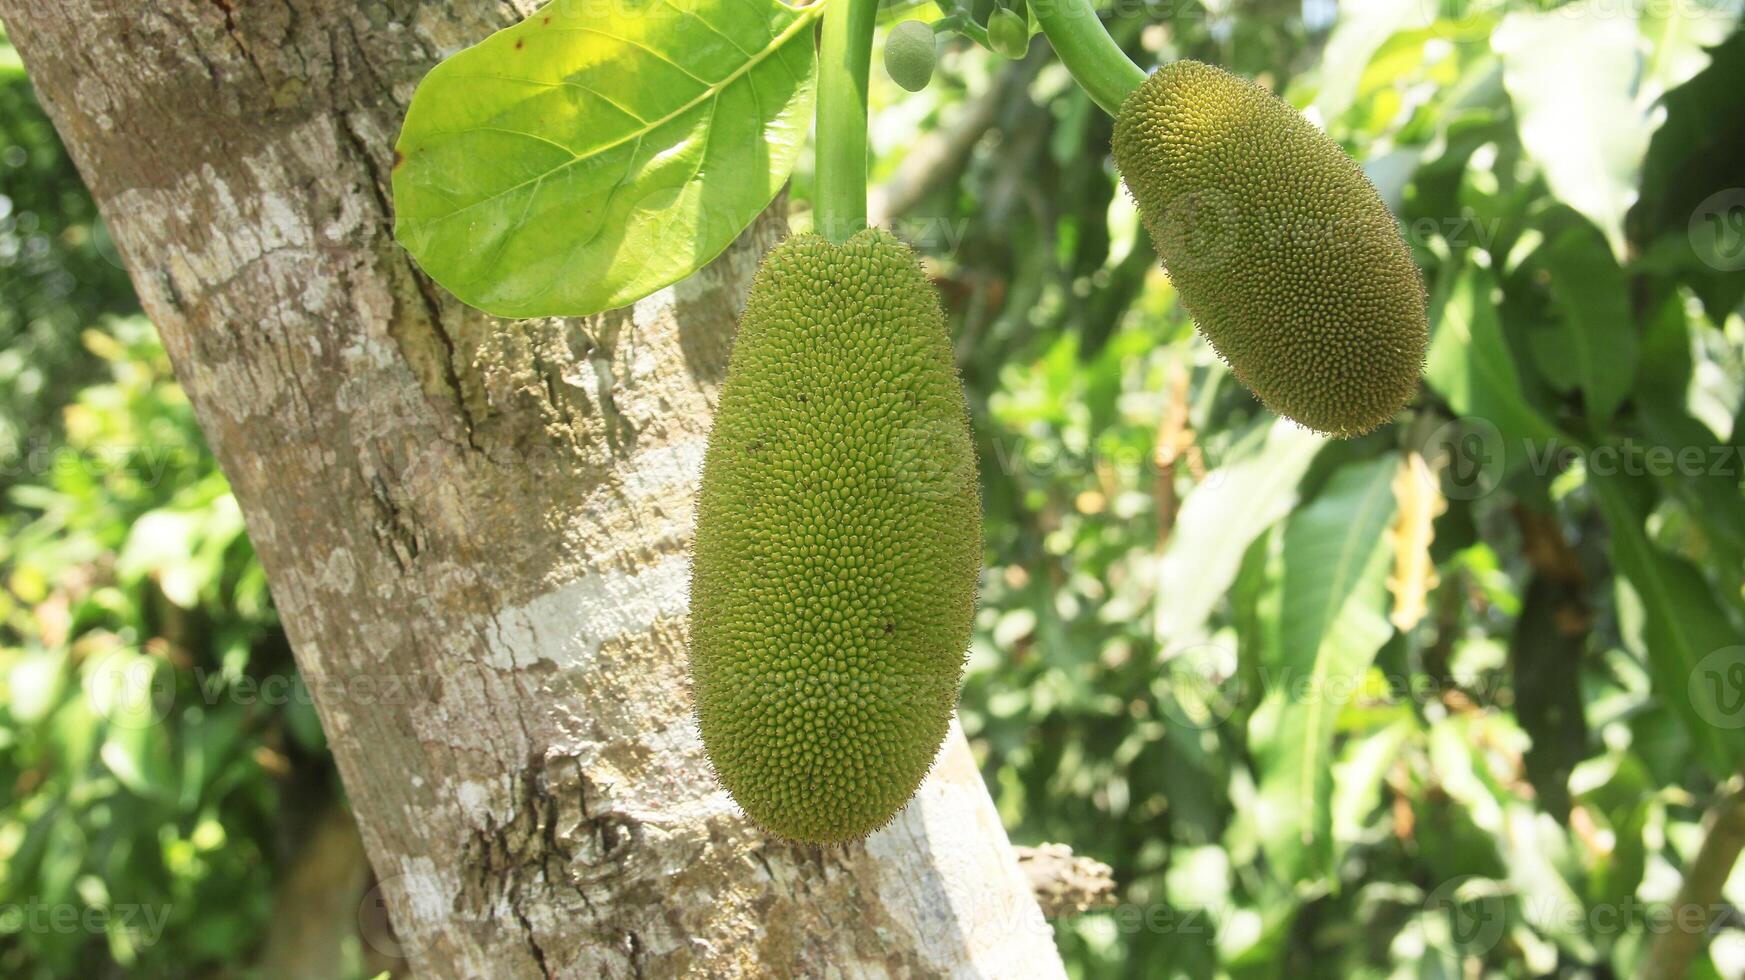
[690,229,980,844]
[1112,61,1428,436]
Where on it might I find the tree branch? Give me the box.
[1638,777,1745,980]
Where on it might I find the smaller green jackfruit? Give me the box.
[987,9,1030,59]
[690,230,980,845]
[1112,61,1428,437]
[885,21,937,92]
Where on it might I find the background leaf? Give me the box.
[1494,3,1652,260]
[1153,418,1323,649]
[1249,456,1399,884]
[1639,0,1741,102]
[1592,473,1745,776]
[1425,263,1560,447]
[394,0,819,318]
[1528,225,1638,425]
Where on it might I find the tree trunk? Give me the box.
[0,2,1063,976]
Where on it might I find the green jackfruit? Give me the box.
[885,21,937,93]
[1112,60,1428,436]
[690,229,980,844]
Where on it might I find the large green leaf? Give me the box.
[1424,264,1560,493]
[393,0,821,318]
[1154,418,1324,650]
[1528,225,1637,426]
[1494,5,1649,260]
[1250,456,1399,884]
[1591,473,1745,776]
[1639,0,1740,103]
[1424,266,1552,439]
[1330,717,1411,848]
[1495,0,1739,263]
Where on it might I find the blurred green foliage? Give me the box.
[1,25,340,979]
[4,1,1745,978]
[0,22,138,469]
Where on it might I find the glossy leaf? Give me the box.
[1529,225,1637,425]
[1639,0,1740,102]
[1154,418,1324,649]
[1494,5,1648,260]
[394,0,821,318]
[1425,263,1560,447]
[1591,473,1745,776]
[1250,456,1399,884]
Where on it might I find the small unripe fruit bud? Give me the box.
[884,21,937,93]
[987,9,1030,59]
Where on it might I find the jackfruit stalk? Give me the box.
[1112,60,1428,436]
[690,229,980,844]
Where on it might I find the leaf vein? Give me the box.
[408,8,816,230]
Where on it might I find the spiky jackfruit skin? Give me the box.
[690,229,980,844]
[1112,61,1428,436]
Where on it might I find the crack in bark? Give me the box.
[205,0,272,88]
[512,904,554,980]
[625,929,647,979]
[334,111,484,450]
[369,472,422,571]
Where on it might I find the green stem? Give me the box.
[933,13,991,49]
[1032,0,1147,117]
[815,0,878,243]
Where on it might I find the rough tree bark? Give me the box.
[0,2,1063,976]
